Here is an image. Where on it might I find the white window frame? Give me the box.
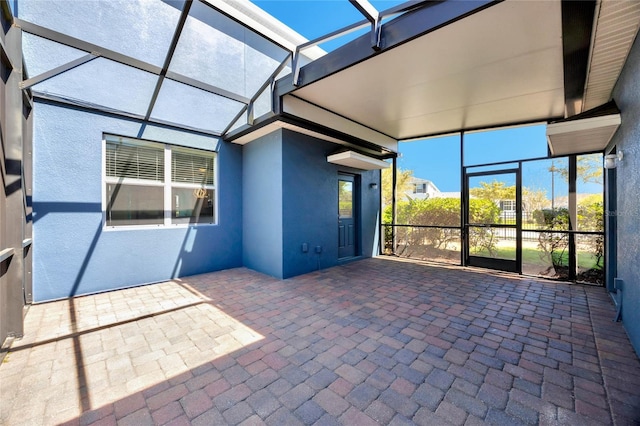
[102,135,218,229]
[414,183,426,194]
[500,200,516,212]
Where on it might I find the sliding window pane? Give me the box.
[106,141,165,182]
[172,188,215,224]
[172,151,215,186]
[106,183,164,226]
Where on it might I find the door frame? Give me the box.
[338,173,359,259]
[463,167,522,273]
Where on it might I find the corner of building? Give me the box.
[610,30,640,356]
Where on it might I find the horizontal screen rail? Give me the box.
[382,224,461,230]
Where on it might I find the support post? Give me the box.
[2,18,26,342]
[391,156,397,254]
[349,0,382,50]
[605,164,617,292]
[568,155,577,281]
[460,132,466,266]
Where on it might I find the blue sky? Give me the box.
[250,1,603,196]
[251,0,407,51]
[399,125,549,192]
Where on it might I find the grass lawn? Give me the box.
[472,246,602,270]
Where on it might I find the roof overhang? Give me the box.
[229,0,640,155]
[228,117,392,159]
[546,102,621,156]
[276,0,568,141]
[583,1,640,111]
[225,94,397,157]
[327,150,389,170]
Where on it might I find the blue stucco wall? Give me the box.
[241,129,382,279]
[610,32,640,355]
[32,102,242,302]
[242,130,284,278]
[281,130,381,278]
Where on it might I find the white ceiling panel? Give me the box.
[292,0,565,140]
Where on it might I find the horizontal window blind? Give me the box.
[106,142,164,182]
[172,151,214,186]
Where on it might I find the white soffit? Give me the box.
[292,0,565,140]
[546,114,621,156]
[282,95,398,152]
[583,0,640,111]
[327,151,389,170]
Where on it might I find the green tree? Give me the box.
[381,167,413,208]
[578,196,604,268]
[469,180,515,203]
[536,208,570,275]
[522,188,549,213]
[470,182,550,224]
[554,153,603,185]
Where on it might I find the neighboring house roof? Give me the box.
[408,177,440,191]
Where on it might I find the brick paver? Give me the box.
[1,257,639,425]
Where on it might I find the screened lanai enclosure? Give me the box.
[3,0,640,361]
[382,126,607,285]
[17,0,301,135]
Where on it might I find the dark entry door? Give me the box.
[465,169,521,273]
[338,174,356,259]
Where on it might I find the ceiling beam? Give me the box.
[19,53,98,90]
[561,0,597,118]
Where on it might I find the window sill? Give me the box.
[103,223,218,232]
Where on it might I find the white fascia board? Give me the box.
[282,96,398,153]
[210,0,326,61]
[232,120,369,148]
[546,114,621,136]
[327,151,390,170]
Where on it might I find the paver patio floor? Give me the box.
[1,257,639,425]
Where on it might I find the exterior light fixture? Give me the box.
[369,183,378,189]
[604,150,624,169]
